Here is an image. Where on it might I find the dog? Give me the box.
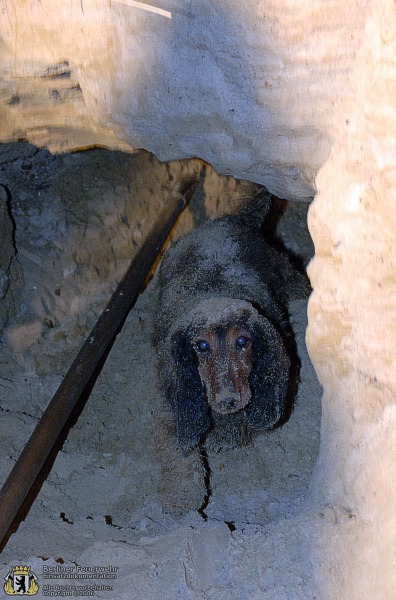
[154,192,306,512]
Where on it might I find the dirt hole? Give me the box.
[0,143,321,570]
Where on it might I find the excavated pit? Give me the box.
[0,143,321,598]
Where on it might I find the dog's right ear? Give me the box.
[244,316,290,430]
[167,329,211,452]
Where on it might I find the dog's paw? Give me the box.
[156,414,206,515]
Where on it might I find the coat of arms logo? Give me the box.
[3,565,39,596]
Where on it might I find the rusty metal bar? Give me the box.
[0,174,200,547]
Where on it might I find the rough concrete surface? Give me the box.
[0,1,369,200]
[0,144,321,598]
[306,0,396,596]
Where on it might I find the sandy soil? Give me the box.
[0,144,321,599]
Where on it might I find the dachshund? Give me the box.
[154,195,306,458]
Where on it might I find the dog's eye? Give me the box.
[236,335,250,349]
[196,340,210,353]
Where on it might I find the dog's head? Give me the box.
[165,298,290,450]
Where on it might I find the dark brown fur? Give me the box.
[154,198,307,512]
[155,197,307,514]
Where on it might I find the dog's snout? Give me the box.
[194,324,255,415]
[222,397,238,410]
[212,394,248,414]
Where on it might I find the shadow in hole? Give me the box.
[262,193,313,273]
[260,190,311,428]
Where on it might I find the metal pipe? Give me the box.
[0,174,200,547]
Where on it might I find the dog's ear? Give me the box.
[244,317,290,430]
[167,329,211,451]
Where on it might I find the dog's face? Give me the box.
[193,324,253,414]
[165,298,289,449]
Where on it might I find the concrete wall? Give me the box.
[1,0,367,200]
[307,1,396,595]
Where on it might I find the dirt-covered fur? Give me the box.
[155,205,304,447]
[154,196,306,513]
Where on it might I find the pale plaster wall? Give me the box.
[1,0,368,200]
[307,0,396,596]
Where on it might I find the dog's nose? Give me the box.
[220,397,238,410]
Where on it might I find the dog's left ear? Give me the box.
[168,328,211,451]
[244,317,290,430]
